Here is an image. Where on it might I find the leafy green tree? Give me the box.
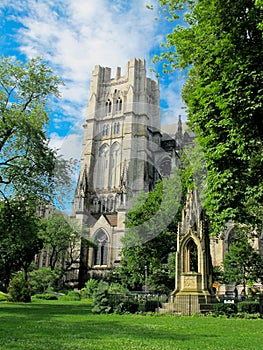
[0,199,43,290]
[0,56,62,202]
[39,213,76,271]
[154,0,263,232]
[38,213,92,287]
[223,227,263,292]
[255,0,263,30]
[0,56,78,294]
[119,173,183,291]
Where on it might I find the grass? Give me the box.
[0,300,262,350]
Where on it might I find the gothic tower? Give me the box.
[73,58,161,282]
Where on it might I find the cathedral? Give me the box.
[72,58,194,283]
[72,58,263,292]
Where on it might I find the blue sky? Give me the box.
[1,0,186,160]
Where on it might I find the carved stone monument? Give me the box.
[162,190,217,315]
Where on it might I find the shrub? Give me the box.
[59,290,80,301]
[91,281,133,314]
[33,293,58,300]
[144,300,161,312]
[29,267,59,294]
[234,312,261,319]
[114,299,139,314]
[92,281,111,314]
[237,301,260,314]
[108,282,130,295]
[81,279,98,298]
[213,303,237,317]
[8,272,31,302]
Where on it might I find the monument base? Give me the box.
[159,272,218,315]
[160,293,217,315]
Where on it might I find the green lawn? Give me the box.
[0,300,262,350]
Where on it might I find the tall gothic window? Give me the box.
[96,144,109,189]
[116,98,122,113]
[113,122,120,134]
[106,100,112,114]
[103,124,109,136]
[93,230,109,266]
[109,142,121,188]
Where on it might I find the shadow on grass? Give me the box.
[1,302,261,350]
[0,302,217,344]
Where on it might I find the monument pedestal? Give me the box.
[168,272,217,315]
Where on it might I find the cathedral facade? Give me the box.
[71,58,262,293]
[72,58,194,283]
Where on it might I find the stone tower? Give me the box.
[73,58,162,282]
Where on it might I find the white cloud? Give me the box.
[2,0,187,158]
[49,130,83,161]
[4,0,161,140]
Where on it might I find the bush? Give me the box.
[109,295,139,314]
[114,300,139,314]
[92,281,111,314]
[8,272,31,302]
[33,293,58,300]
[108,282,130,295]
[234,312,261,319]
[91,281,133,314]
[237,301,260,314]
[81,279,98,298]
[144,300,161,312]
[29,267,59,294]
[213,303,237,317]
[91,281,162,314]
[59,290,80,301]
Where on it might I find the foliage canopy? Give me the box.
[119,172,183,291]
[223,226,263,289]
[154,0,263,233]
[0,56,63,202]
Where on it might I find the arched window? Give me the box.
[106,100,112,114]
[92,198,99,212]
[93,230,108,266]
[113,122,120,134]
[103,124,109,136]
[109,142,121,188]
[184,239,198,273]
[116,98,122,113]
[95,144,109,189]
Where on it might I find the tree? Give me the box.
[0,56,62,203]
[0,56,77,293]
[118,172,183,292]
[39,213,75,271]
[256,0,263,30]
[38,212,92,287]
[223,227,263,292]
[0,199,43,291]
[154,0,263,233]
